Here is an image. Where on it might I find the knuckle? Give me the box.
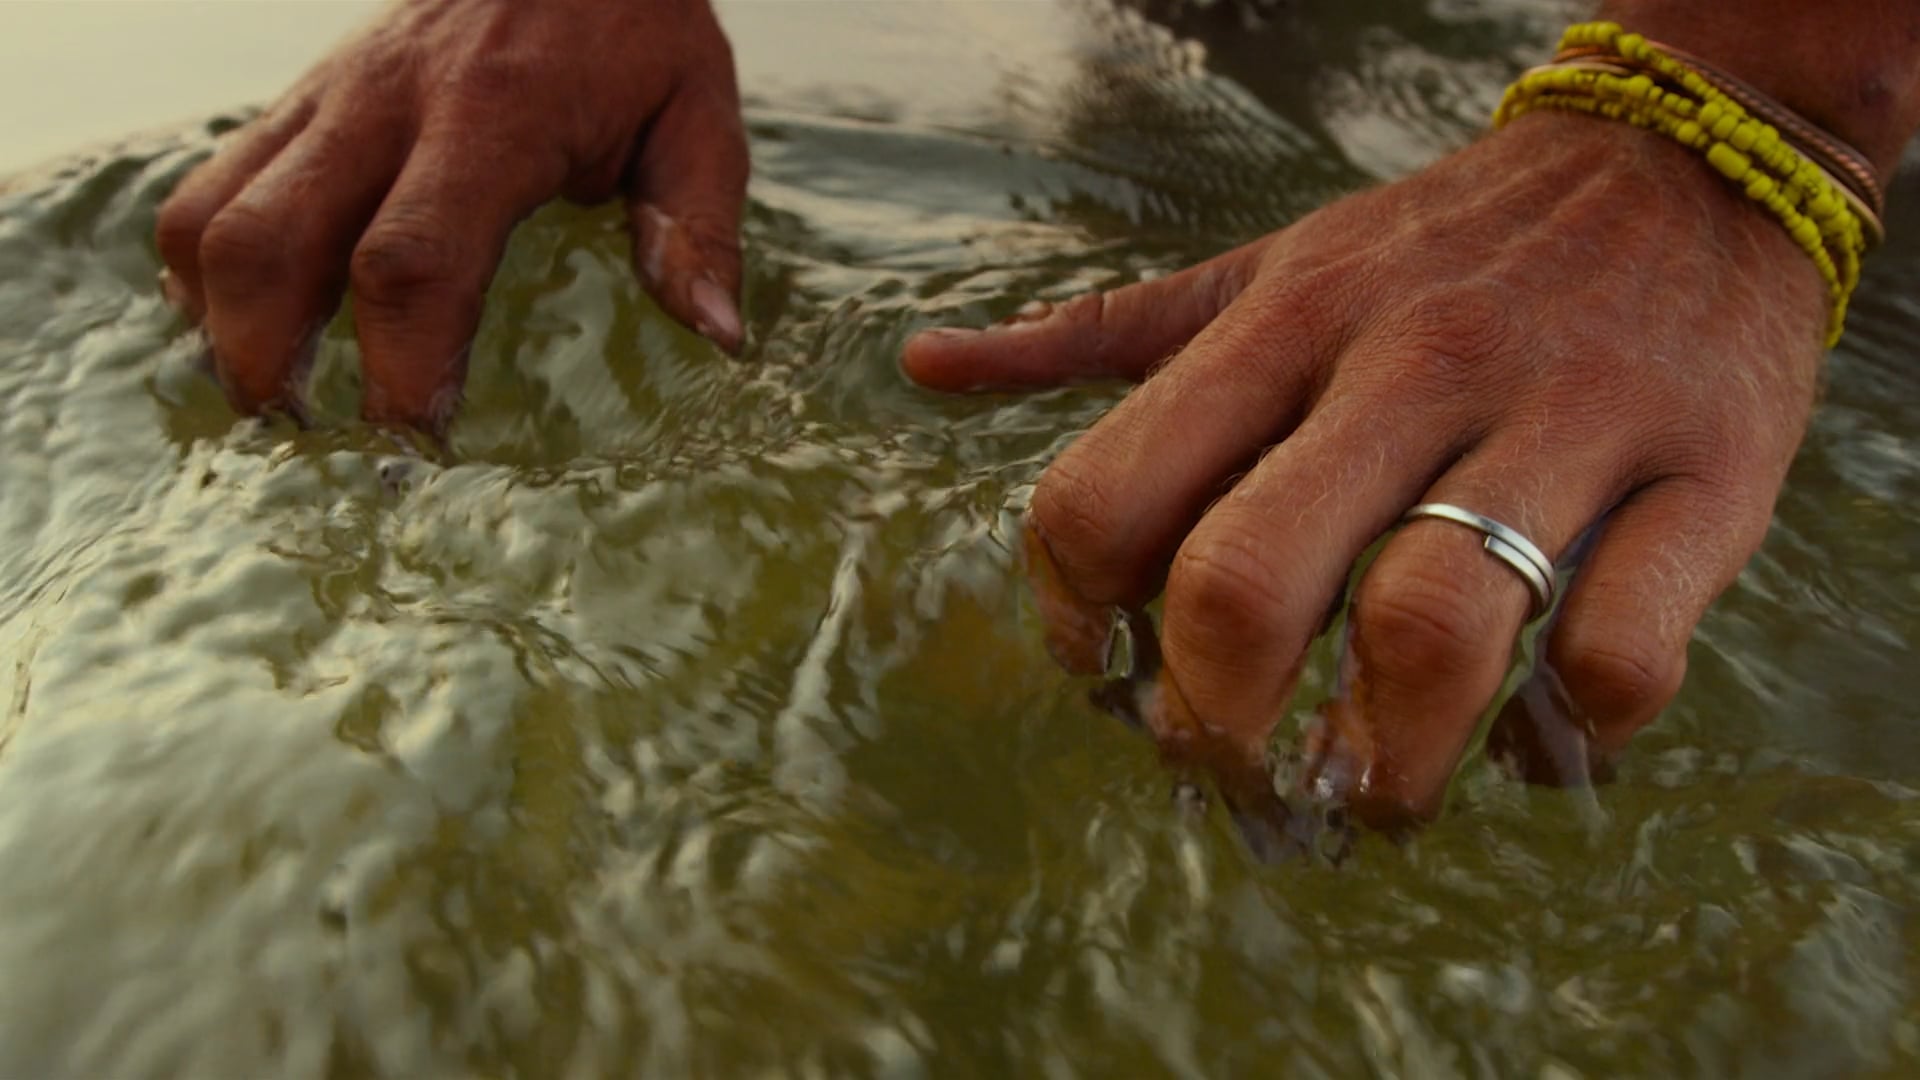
[1647,427,1742,486]
[1391,340,1480,397]
[1237,258,1330,325]
[352,217,458,309]
[1386,284,1520,392]
[442,50,532,106]
[1029,452,1131,597]
[1353,561,1501,680]
[198,203,291,287]
[1556,636,1684,724]
[1644,400,1800,491]
[1165,524,1295,651]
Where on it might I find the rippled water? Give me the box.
[2,1,1917,1076]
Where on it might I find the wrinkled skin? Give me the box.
[155,0,747,432]
[903,112,1827,834]
[151,0,1835,844]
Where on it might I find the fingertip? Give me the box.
[1486,665,1614,788]
[1021,518,1116,676]
[1301,695,1436,832]
[688,276,744,354]
[207,335,306,420]
[159,267,205,324]
[214,358,274,417]
[900,309,1106,392]
[630,203,746,353]
[1144,665,1202,745]
[907,239,1270,393]
[899,327,988,391]
[362,356,466,442]
[641,273,745,355]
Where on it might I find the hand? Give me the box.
[902,112,1828,833]
[156,0,747,432]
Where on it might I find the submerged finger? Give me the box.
[1146,386,1460,764]
[197,115,408,414]
[1309,435,1623,829]
[627,57,750,353]
[1485,478,1768,787]
[1020,274,1338,673]
[900,235,1275,391]
[351,123,567,433]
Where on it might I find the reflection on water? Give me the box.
[1,1,1918,1075]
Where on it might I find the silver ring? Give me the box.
[1401,502,1557,617]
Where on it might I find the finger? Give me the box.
[627,59,750,353]
[1082,585,1352,866]
[1144,387,1464,763]
[1303,436,1626,829]
[196,116,409,414]
[899,236,1275,392]
[352,123,568,433]
[1485,478,1766,787]
[1019,271,1342,674]
[155,103,316,322]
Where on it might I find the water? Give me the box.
[1,1,1918,1075]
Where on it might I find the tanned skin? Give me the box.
[156,0,747,432]
[904,0,1920,830]
[1601,0,1920,175]
[156,0,1920,835]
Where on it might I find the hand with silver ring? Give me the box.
[902,4,1920,835]
[1401,504,1557,619]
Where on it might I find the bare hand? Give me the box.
[903,113,1828,833]
[157,0,747,432]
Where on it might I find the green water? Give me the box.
[1,2,1917,1076]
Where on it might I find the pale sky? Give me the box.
[0,0,1070,173]
[0,1,384,171]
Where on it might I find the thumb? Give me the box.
[628,59,750,353]
[900,235,1273,392]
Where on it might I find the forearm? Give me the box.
[1599,1,1920,178]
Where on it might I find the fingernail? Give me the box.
[916,326,981,341]
[1088,607,1164,734]
[972,301,1054,336]
[159,268,203,323]
[158,267,184,307]
[1010,299,1054,324]
[689,276,743,350]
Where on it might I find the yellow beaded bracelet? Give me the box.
[1495,22,1867,347]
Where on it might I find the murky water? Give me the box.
[2,2,1918,1076]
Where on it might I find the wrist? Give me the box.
[1498,109,1831,341]
[1597,1,1920,180]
